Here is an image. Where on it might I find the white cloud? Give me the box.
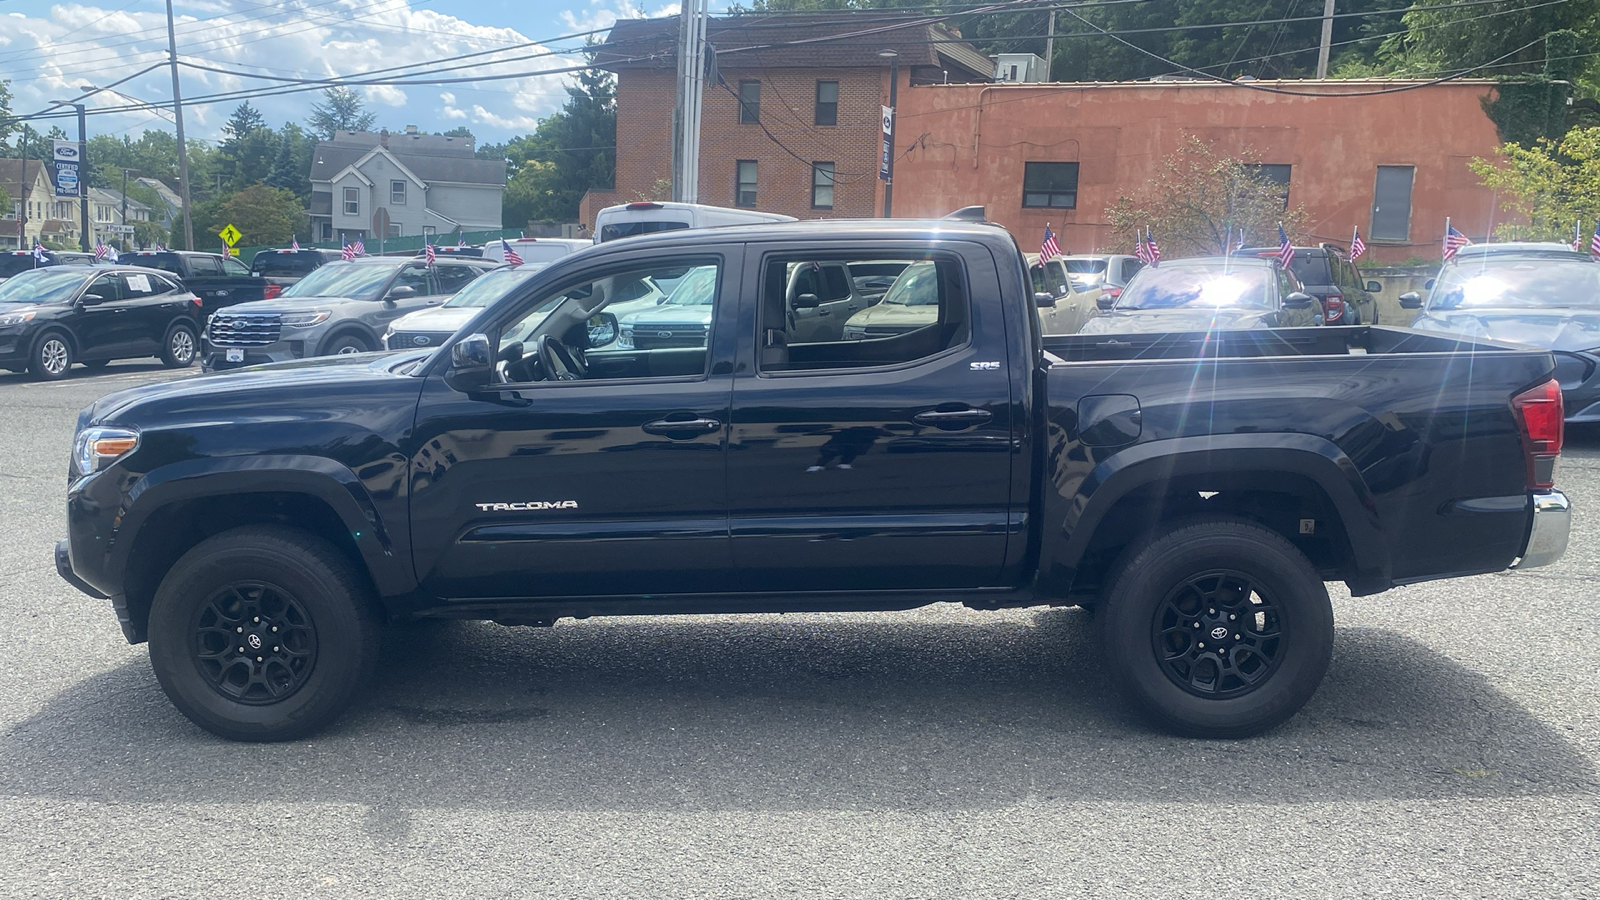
[0,0,668,142]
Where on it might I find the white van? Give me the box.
[593,202,796,243]
[482,237,591,265]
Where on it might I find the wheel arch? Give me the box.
[317,323,380,356]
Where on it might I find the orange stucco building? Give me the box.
[890,79,1509,264]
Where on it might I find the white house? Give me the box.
[307,127,505,245]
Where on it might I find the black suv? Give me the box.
[1241,245,1381,325]
[0,265,201,378]
[0,250,95,282]
[248,247,344,292]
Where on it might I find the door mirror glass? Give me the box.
[1284,291,1315,309]
[582,312,618,349]
[444,333,493,392]
[1365,280,1382,293]
[1399,291,1423,309]
[1034,291,1056,308]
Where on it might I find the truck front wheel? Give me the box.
[147,526,381,742]
[1099,517,1333,738]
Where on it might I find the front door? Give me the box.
[408,248,741,602]
[727,245,1017,593]
[75,273,135,357]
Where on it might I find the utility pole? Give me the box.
[879,49,899,217]
[1045,9,1056,82]
[120,167,133,248]
[671,0,707,203]
[15,127,27,249]
[165,0,194,250]
[1316,0,1335,79]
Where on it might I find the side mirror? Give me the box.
[1096,295,1116,310]
[79,292,107,306]
[792,292,820,309]
[1034,291,1056,308]
[582,312,619,349]
[1365,280,1382,293]
[444,332,493,393]
[387,284,418,302]
[1399,291,1423,309]
[1284,291,1316,309]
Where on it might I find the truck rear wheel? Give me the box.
[1099,517,1333,738]
[147,526,381,742]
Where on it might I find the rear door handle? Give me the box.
[913,407,993,429]
[642,416,722,438]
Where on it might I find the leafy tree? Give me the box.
[265,130,299,191]
[193,184,304,248]
[440,126,475,139]
[308,88,376,140]
[0,185,10,216]
[132,220,167,250]
[1105,135,1309,257]
[1470,126,1600,240]
[498,64,616,225]
[0,79,15,152]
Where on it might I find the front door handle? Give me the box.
[913,407,993,429]
[642,416,722,439]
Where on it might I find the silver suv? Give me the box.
[201,256,499,370]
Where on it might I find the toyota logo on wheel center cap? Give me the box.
[1210,626,1229,641]
[247,634,263,650]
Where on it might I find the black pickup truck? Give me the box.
[57,221,1571,742]
[125,250,267,317]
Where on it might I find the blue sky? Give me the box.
[0,0,683,144]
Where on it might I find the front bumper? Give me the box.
[55,538,107,599]
[201,338,306,371]
[1513,490,1570,570]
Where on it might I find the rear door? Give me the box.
[118,271,190,351]
[727,242,1016,592]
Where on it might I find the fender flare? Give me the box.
[114,454,414,597]
[1046,433,1387,588]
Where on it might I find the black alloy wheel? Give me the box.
[1150,570,1283,699]
[189,581,318,705]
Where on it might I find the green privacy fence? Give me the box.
[233,228,527,263]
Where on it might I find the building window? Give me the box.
[811,162,835,210]
[1245,164,1292,208]
[739,80,761,124]
[815,81,839,126]
[321,222,333,241]
[423,225,436,236]
[736,160,758,207]
[387,224,401,238]
[1022,162,1078,209]
[391,180,406,204]
[1370,165,1415,242]
[343,187,360,215]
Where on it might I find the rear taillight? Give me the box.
[263,283,282,299]
[1511,378,1563,490]
[1104,286,1122,299]
[1322,293,1345,322]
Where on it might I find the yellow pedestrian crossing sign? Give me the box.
[219,224,242,246]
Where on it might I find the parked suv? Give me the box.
[0,265,200,378]
[1241,244,1379,325]
[202,255,498,370]
[0,250,94,282]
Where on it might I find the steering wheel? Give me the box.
[535,333,585,381]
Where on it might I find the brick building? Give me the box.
[585,13,992,225]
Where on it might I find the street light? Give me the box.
[878,49,899,218]
[48,99,90,252]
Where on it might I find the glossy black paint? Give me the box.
[58,219,1562,642]
[0,265,201,371]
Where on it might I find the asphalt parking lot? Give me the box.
[0,362,1595,898]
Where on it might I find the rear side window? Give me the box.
[188,256,223,277]
[137,254,184,275]
[599,220,691,243]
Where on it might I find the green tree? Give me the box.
[1104,135,1309,257]
[194,183,304,249]
[132,220,167,250]
[1470,126,1600,240]
[498,64,616,225]
[440,126,475,139]
[307,88,376,140]
[265,130,298,191]
[0,79,15,151]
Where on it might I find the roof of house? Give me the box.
[87,187,152,212]
[309,142,505,187]
[596,13,993,78]
[0,159,50,192]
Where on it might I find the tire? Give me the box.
[320,331,372,357]
[161,323,197,368]
[147,525,382,742]
[81,358,110,371]
[30,331,73,380]
[1098,516,1333,739]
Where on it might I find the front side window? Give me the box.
[431,263,481,295]
[739,80,761,124]
[391,180,407,204]
[759,255,969,373]
[811,162,835,210]
[394,264,433,296]
[189,256,223,277]
[736,160,758,207]
[1022,161,1078,209]
[815,81,838,126]
[497,258,722,382]
[222,257,251,277]
[343,187,359,216]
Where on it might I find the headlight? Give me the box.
[382,327,396,347]
[0,310,36,327]
[618,324,634,350]
[72,426,139,479]
[843,325,867,341]
[280,311,331,328]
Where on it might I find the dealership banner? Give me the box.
[880,106,893,181]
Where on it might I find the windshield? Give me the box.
[0,268,86,304]
[1118,266,1272,310]
[661,265,717,306]
[251,253,324,277]
[880,261,940,306]
[1288,255,1331,285]
[1428,259,1600,310]
[282,261,398,301]
[442,265,545,309]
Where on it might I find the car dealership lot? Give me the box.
[0,363,1595,898]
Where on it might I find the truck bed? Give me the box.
[1043,325,1517,363]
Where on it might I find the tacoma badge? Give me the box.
[475,501,579,511]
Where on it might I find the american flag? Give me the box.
[93,241,108,261]
[501,238,523,267]
[1040,225,1060,262]
[341,243,355,261]
[32,241,46,263]
[291,236,300,251]
[353,239,366,257]
[1591,221,1600,258]
[1144,229,1161,266]
[425,241,435,267]
[1277,224,1295,268]
[1442,221,1471,261]
[1350,226,1366,261]
[1133,229,1149,264]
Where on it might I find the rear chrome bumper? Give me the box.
[1514,491,1570,570]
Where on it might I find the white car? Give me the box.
[384,264,548,350]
